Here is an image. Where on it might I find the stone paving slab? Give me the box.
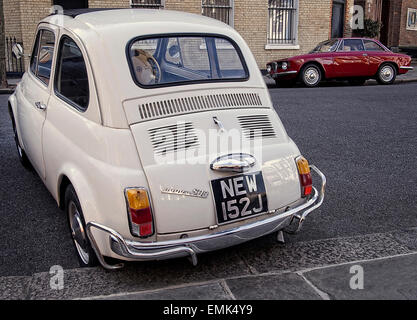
[236,232,411,274]
[95,282,231,300]
[225,273,321,300]
[0,230,414,300]
[0,276,32,300]
[26,249,251,300]
[303,252,417,300]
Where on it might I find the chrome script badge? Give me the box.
[160,186,209,199]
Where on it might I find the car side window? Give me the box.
[54,36,89,111]
[30,32,41,75]
[364,40,385,51]
[36,30,55,85]
[340,39,365,52]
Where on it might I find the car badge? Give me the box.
[160,186,209,199]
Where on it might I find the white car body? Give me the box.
[8,9,326,269]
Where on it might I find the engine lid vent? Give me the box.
[148,122,199,155]
[238,114,276,139]
[138,92,264,121]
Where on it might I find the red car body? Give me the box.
[266,38,413,86]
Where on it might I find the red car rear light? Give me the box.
[125,188,154,237]
[296,156,313,197]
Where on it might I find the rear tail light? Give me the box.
[296,156,313,197]
[125,188,154,238]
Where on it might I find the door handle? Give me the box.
[363,53,368,56]
[210,153,256,173]
[35,102,47,110]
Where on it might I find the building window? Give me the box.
[202,0,234,26]
[267,0,298,45]
[131,0,164,9]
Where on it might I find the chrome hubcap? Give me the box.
[304,67,320,85]
[380,66,394,82]
[68,201,89,264]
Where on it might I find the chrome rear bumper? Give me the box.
[400,66,414,70]
[86,165,326,270]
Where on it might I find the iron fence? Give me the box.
[268,0,297,44]
[5,37,24,76]
[131,0,164,8]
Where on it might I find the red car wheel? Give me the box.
[301,65,322,87]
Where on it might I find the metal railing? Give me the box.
[130,0,164,8]
[5,37,24,76]
[268,0,297,44]
[202,0,233,26]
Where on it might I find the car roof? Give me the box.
[340,37,379,41]
[44,8,232,33]
[50,8,122,18]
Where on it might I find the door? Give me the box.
[53,0,88,9]
[380,1,391,46]
[331,0,345,38]
[363,39,388,76]
[332,39,369,77]
[17,28,56,179]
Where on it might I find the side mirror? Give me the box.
[12,43,24,60]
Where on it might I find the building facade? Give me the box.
[355,0,417,49]
[3,0,354,70]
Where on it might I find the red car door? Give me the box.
[332,39,369,77]
[363,39,388,76]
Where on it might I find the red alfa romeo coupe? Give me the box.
[266,38,413,87]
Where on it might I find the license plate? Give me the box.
[211,171,268,225]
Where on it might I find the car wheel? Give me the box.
[348,79,366,86]
[377,64,397,85]
[301,65,322,87]
[12,122,31,169]
[65,185,98,267]
[275,79,296,88]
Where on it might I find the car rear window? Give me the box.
[128,35,249,87]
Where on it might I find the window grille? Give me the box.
[268,0,298,44]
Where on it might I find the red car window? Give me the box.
[364,40,385,52]
[340,39,364,52]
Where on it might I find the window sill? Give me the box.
[265,44,300,50]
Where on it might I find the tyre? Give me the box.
[301,64,322,87]
[12,120,31,169]
[348,79,366,86]
[376,64,397,85]
[65,185,98,267]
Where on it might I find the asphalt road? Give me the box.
[1,82,416,277]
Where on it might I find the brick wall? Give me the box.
[399,0,417,47]
[165,0,200,14]
[20,0,52,67]
[89,0,130,8]
[3,0,356,69]
[3,0,23,41]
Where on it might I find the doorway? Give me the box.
[380,1,391,46]
[53,0,88,10]
[331,0,346,38]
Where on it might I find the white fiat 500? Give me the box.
[9,9,326,269]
